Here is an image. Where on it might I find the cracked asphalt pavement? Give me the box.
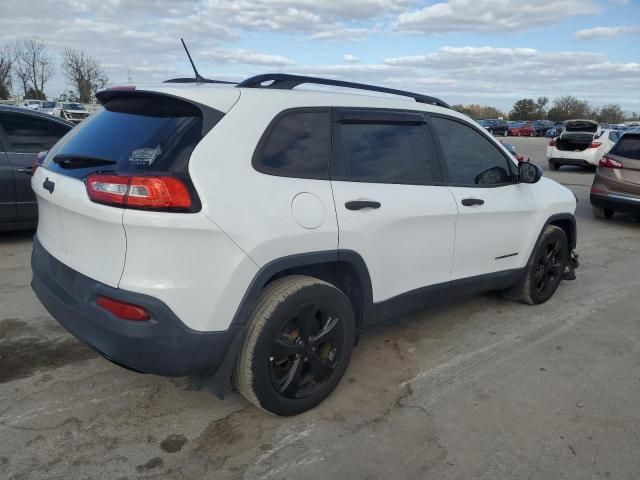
[1,137,639,479]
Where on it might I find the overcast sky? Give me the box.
[1,0,639,112]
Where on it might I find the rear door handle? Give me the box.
[17,167,33,174]
[461,198,484,206]
[345,200,381,210]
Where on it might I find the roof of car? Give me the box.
[0,104,75,127]
[117,82,458,121]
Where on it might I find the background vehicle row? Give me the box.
[0,105,72,230]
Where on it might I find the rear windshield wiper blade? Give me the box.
[53,155,117,169]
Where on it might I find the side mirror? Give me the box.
[518,161,543,184]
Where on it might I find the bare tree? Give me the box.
[14,37,55,99]
[536,96,549,118]
[0,45,13,99]
[61,48,108,103]
[596,104,625,124]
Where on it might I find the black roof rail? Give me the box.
[164,77,237,85]
[236,73,450,109]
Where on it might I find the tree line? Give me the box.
[0,37,108,103]
[453,96,636,124]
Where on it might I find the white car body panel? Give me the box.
[447,183,536,279]
[331,182,458,302]
[119,209,259,332]
[32,167,126,288]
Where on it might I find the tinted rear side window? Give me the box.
[42,94,216,179]
[0,113,70,153]
[610,135,640,160]
[336,123,435,184]
[431,117,512,186]
[256,110,330,179]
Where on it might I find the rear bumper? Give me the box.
[31,236,242,378]
[590,192,640,215]
[549,157,594,167]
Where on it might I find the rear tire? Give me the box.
[234,275,355,416]
[504,225,568,305]
[549,161,560,170]
[592,206,614,219]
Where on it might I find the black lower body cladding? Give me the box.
[591,193,640,215]
[30,236,240,379]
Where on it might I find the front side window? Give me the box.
[256,110,330,178]
[0,113,70,153]
[336,122,435,184]
[430,117,513,186]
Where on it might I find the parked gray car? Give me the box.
[0,105,73,231]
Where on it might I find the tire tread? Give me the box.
[234,275,335,414]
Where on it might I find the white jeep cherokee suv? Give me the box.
[31,74,578,416]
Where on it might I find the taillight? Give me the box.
[548,139,556,147]
[33,150,47,176]
[97,295,150,321]
[588,142,602,149]
[86,173,192,210]
[599,155,623,169]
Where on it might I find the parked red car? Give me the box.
[508,122,535,136]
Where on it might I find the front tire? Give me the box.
[505,225,568,305]
[235,275,355,416]
[549,160,560,170]
[592,206,614,219]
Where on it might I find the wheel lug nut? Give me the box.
[269,356,274,362]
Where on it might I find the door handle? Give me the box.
[461,198,484,206]
[345,200,381,210]
[17,167,33,174]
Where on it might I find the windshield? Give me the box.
[63,103,85,110]
[42,101,56,108]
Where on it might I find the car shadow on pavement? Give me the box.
[0,229,35,244]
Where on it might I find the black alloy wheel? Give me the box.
[269,304,343,399]
[235,276,355,416]
[532,238,566,298]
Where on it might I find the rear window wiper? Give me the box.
[53,155,117,169]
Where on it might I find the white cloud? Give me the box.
[200,49,295,67]
[394,0,599,34]
[574,25,640,40]
[310,28,370,41]
[0,0,637,112]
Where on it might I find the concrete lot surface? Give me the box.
[1,137,639,479]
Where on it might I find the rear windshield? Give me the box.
[43,94,219,179]
[610,135,640,160]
